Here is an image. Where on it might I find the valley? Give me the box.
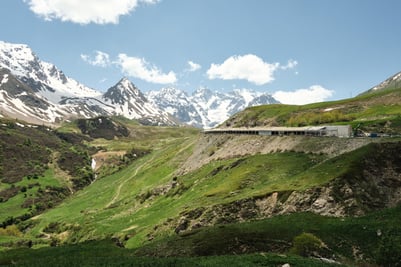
[1,107,401,266]
[1,41,401,267]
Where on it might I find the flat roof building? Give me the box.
[204,125,352,138]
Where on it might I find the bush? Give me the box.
[375,231,401,266]
[290,232,324,257]
[0,224,22,237]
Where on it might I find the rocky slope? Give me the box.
[168,135,401,235]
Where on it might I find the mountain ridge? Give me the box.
[0,41,175,126]
[0,40,280,128]
[146,87,279,128]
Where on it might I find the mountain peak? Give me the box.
[104,78,145,104]
[118,77,133,86]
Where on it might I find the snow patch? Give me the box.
[1,74,9,86]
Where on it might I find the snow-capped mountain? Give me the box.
[147,87,279,128]
[0,41,174,125]
[0,67,66,124]
[146,87,203,127]
[0,41,101,103]
[102,78,175,125]
[0,40,278,128]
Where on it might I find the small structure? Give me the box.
[204,125,352,138]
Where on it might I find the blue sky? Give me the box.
[1,0,401,104]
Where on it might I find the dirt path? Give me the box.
[105,154,154,209]
[105,138,196,208]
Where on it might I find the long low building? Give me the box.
[204,125,352,138]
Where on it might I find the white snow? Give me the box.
[1,74,9,86]
[0,41,101,103]
[146,86,278,128]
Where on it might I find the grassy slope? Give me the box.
[0,119,95,224]
[23,124,200,247]
[133,205,401,267]
[15,131,394,253]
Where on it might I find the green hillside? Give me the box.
[1,88,401,266]
[224,87,401,135]
[0,119,98,225]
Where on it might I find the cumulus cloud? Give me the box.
[23,0,160,24]
[81,51,111,67]
[280,59,298,70]
[207,54,280,85]
[273,85,334,105]
[187,61,201,72]
[117,54,177,84]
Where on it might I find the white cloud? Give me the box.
[117,54,177,84]
[187,61,201,72]
[81,51,111,67]
[273,85,334,105]
[24,0,160,24]
[280,59,298,70]
[206,54,280,85]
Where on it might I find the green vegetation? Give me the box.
[0,240,341,267]
[1,85,401,266]
[0,120,97,226]
[290,232,325,257]
[135,205,401,265]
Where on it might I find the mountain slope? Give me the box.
[363,70,401,94]
[0,68,66,124]
[0,41,101,103]
[0,118,98,224]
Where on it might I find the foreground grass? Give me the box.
[3,204,401,266]
[135,205,401,265]
[0,240,343,267]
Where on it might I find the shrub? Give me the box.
[0,224,22,237]
[290,232,324,257]
[375,231,401,266]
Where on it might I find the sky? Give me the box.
[1,0,401,105]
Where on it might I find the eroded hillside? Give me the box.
[177,134,372,175]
